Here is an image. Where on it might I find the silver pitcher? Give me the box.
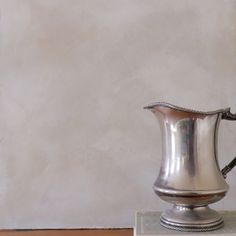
[144,102,236,232]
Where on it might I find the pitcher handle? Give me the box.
[221,157,236,179]
[221,108,236,178]
[222,109,236,120]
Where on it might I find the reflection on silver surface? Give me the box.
[145,102,236,231]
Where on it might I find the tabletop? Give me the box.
[0,229,133,236]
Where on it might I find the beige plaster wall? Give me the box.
[0,0,236,229]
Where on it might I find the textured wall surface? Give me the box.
[0,0,236,229]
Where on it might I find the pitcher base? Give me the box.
[160,205,224,232]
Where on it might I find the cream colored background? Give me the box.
[0,0,236,229]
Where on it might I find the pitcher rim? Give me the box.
[144,102,230,115]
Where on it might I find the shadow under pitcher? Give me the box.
[144,102,236,232]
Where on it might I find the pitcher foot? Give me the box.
[160,205,224,232]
